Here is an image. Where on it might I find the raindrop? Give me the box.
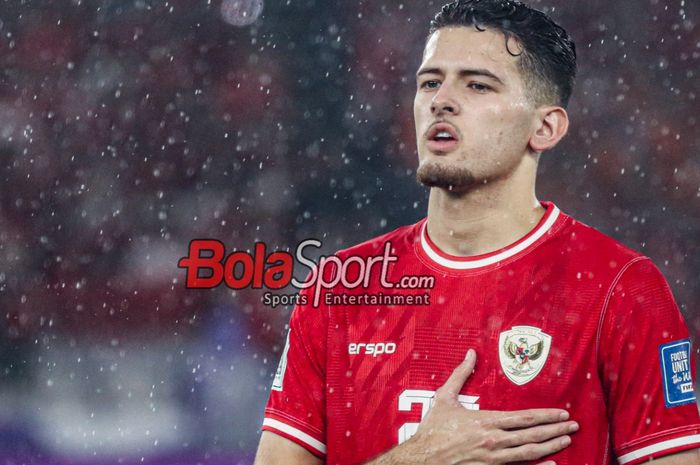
[220,0,264,27]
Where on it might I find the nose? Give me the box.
[430,84,460,115]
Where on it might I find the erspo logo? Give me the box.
[348,342,397,357]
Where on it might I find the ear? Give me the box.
[529,106,569,153]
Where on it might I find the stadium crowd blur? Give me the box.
[0,0,697,463]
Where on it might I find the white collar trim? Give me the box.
[420,206,560,270]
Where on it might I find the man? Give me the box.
[255,1,700,464]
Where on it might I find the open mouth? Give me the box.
[432,131,456,141]
[426,123,459,152]
[428,124,459,142]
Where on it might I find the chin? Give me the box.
[416,160,477,191]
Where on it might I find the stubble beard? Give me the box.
[416,160,477,193]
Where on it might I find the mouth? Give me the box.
[425,122,460,153]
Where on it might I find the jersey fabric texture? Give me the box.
[262,201,700,465]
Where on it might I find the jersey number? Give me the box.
[397,389,480,443]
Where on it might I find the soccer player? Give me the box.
[255,1,700,464]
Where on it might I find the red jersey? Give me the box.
[262,201,700,465]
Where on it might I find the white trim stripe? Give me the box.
[262,418,327,455]
[617,434,700,464]
[420,206,560,270]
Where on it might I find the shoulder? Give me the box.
[571,221,679,321]
[549,210,673,292]
[560,215,645,265]
[610,256,673,297]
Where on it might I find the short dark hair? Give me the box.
[430,0,577,108]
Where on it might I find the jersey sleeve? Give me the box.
[599,257,700,464]
[262,281,328,458]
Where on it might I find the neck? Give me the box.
[425,158,544,257]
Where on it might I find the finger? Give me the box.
[500,421,578,448]
[435,349,476,399]
[494,435,571,463]
[484,408,570,429]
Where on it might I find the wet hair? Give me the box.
[430,0,577,107]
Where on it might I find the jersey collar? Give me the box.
[418,202,561,271]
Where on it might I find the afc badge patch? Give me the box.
[499,325,552,386]
[659,339,696,408]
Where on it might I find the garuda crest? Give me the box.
[498,326,552,385]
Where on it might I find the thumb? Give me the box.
[438,349,477,399]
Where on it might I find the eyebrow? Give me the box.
[416,67,505,86]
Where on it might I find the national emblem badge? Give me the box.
[498,325,552,386]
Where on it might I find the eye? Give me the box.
[420,79,440,90]
[468,82,491,92]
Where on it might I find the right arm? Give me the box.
[255,431,323,465]
[255,350,577,465]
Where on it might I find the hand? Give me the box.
[404,349,577,465]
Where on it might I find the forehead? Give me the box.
[420,27,523,81]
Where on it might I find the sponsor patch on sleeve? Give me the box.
[659,338,696,408]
